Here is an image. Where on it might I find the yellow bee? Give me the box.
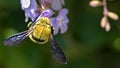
[4,17,67,64]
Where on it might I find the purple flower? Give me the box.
[50,0,65,11]
[51,8,69,35]
[20,0,38,22]
[20,0,69,35]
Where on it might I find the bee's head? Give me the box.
[38,17,50,25]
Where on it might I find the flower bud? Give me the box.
[108,11,119,20]
[105,22,111,32]
[100,16,107,28]
[89,0,102,7]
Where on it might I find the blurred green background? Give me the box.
[1,0,120,68]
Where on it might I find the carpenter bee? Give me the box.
[4,17,67,64]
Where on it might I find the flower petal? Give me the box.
[25,14,29,22]
[61,16,69,24]
[20,0,38,22]
[56,14,69,25]
[58,8,69,15]
[51,18,59,35]
[60,0,65,5]
[60,22,68,34]
[51,0,62,11]
[35,9,53,22]
[20,0,31,9]
[41,9,53,17]
[40,0,51,5]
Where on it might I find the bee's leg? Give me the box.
[51,26,54,35]
[27,22,32,28]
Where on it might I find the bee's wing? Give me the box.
[49,35,67,64]
[4,30,32,46]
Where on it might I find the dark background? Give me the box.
[0,0,120,68]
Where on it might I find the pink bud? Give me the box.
[89,0,102,7]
